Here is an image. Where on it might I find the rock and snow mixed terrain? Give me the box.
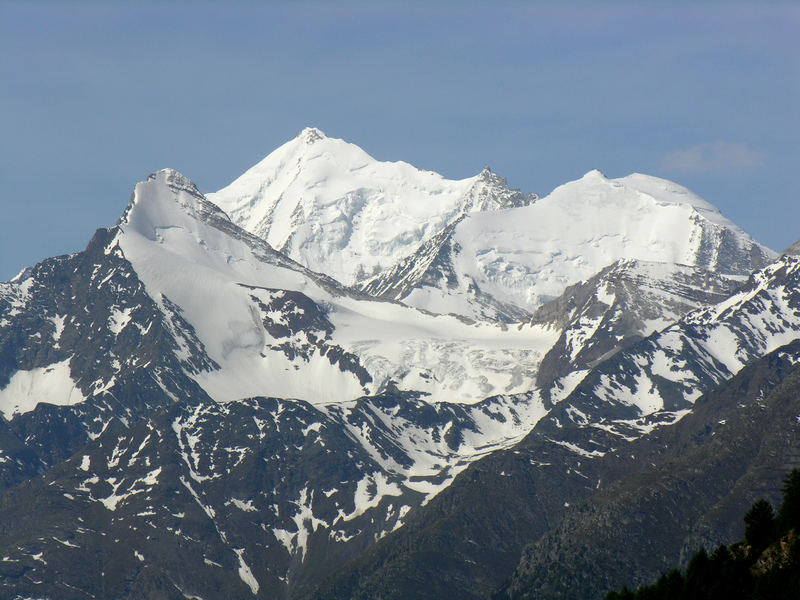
[0,128,796,600]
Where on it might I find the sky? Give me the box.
[1,1,798,281]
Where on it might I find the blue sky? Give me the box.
[2,1,798,280]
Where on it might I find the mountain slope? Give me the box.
[529,259,744,397]
[0,226,215,492]
[556,253,800,428]
[500,340,800,600]
[304,253,800,600]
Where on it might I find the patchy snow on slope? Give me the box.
[108,307,134,335]
[233,547,259,595]
[97,467,162,511]
[336,472,402,523]
[0,359,85,419]
[581,255,800,423]
[276,486,329,562]
[49,314,66,344]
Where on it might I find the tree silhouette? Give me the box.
[605,468,800,600]
[776,468,800,534]
[744,499,774,553]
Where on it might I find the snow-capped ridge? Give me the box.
[562,252,800,421]
[529,257,745,396]
[533,169,773,274]
[365,168,774,321]
[118,168,230,239]
[685,253,800,326]
[208,129,534,287]
[563,170,719,215]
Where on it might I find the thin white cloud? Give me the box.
[662,141,763,174]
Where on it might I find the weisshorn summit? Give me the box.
[0,128,796,600]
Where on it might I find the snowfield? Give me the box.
[118,169,558,406]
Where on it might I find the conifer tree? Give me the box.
[744,499,774,553]
[776,468,800,533]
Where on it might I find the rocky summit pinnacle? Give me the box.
[299,126,325,144]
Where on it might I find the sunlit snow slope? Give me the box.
[209,130,773,323]
[117,170,556,406]
[208,127,535,288]
[365,170,775,320]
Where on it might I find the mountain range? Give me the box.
[0,128,797,600]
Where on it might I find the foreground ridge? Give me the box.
[604,468,800,600]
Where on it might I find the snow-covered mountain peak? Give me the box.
[364,169,775,322]
[547,170,752,235]
[581,168,607,179]
[118,169,232,244]
[477,166,497,181]
[214,128,379,201]
[208,131,533,286]
[148,168,200,194]
[462,166,537,213]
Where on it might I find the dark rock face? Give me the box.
[784,237,800,256]
[530,259,743,398]
[0,397,420,600]
[0,227,214,491]
[499,341,800,600]
[246,287,372,386]
[0,389,551,600]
